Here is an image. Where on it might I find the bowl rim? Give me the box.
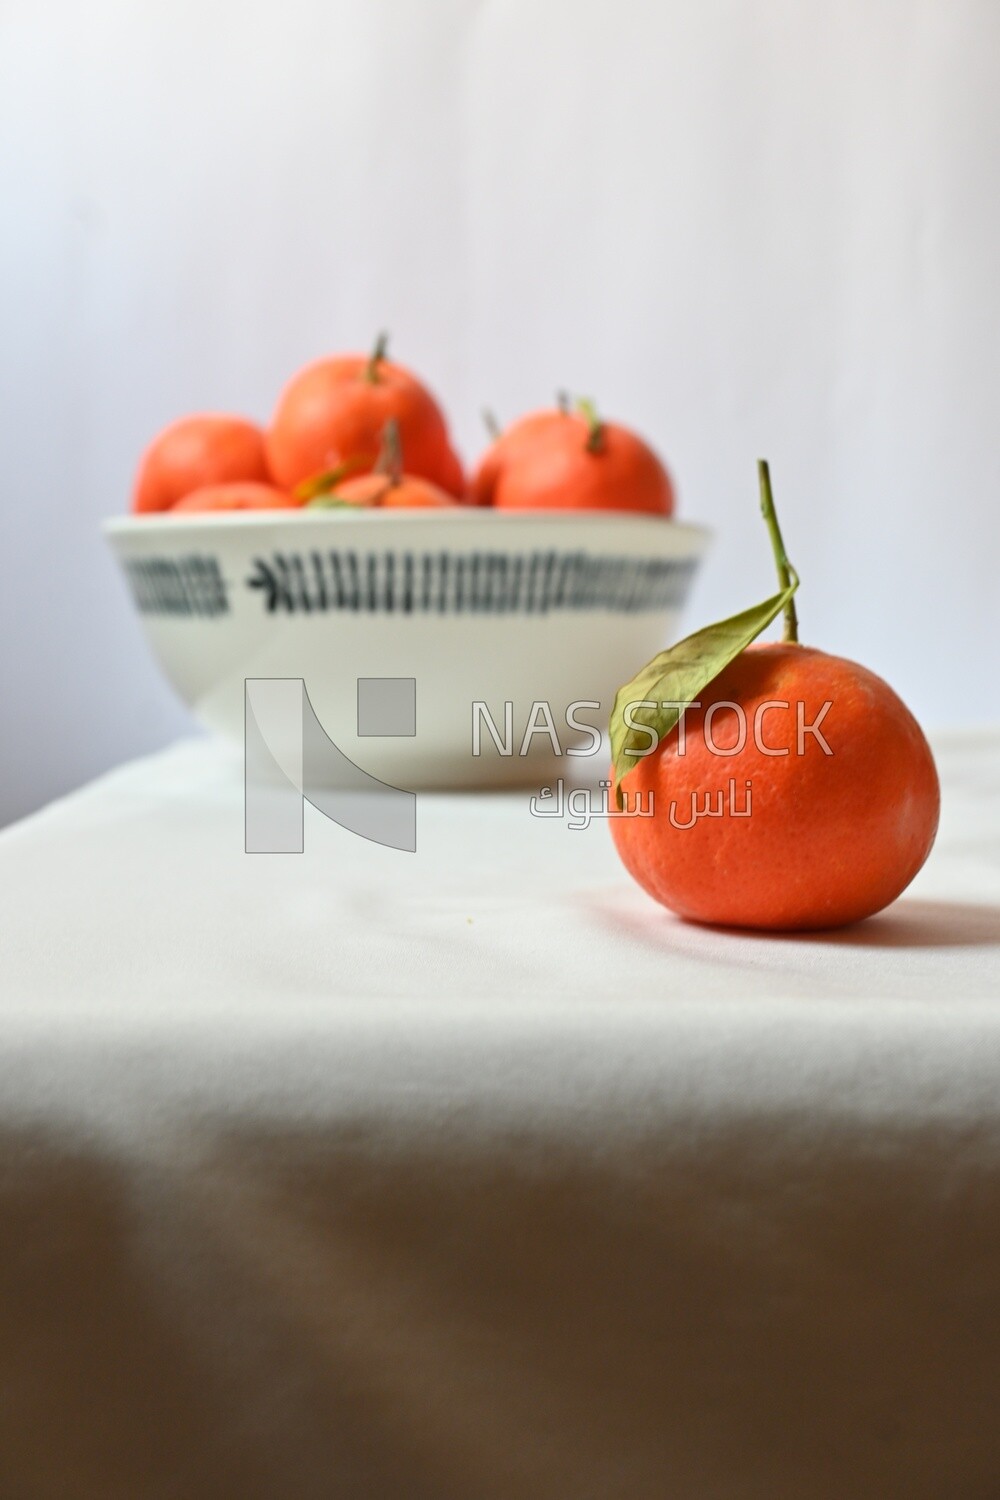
[103,509,712,547]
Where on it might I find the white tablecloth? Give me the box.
[1,733,999,1498]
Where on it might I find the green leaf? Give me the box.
[609,576,798,807]
[294,457,366,502]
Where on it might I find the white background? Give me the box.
[2,0,998,825]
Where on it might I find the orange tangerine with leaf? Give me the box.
[609,463,939,930]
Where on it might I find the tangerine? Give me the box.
[132,414,269,513]
[266,334,465,498]
[611,642,939,930]
[476,400,674,515]
[610,462,939,930]
[469,408,564,506]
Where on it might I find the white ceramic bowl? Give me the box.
[104,509,710,788]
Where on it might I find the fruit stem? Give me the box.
[577,396,604,453]
[758,459,799,643]
[365,331,389,384]
[482,407,501,440]
[375,418,403,484]
[556,390,570,415]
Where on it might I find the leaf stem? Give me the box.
[758,459,799,643]
[375,417,403,484]
[365,331,389,384]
